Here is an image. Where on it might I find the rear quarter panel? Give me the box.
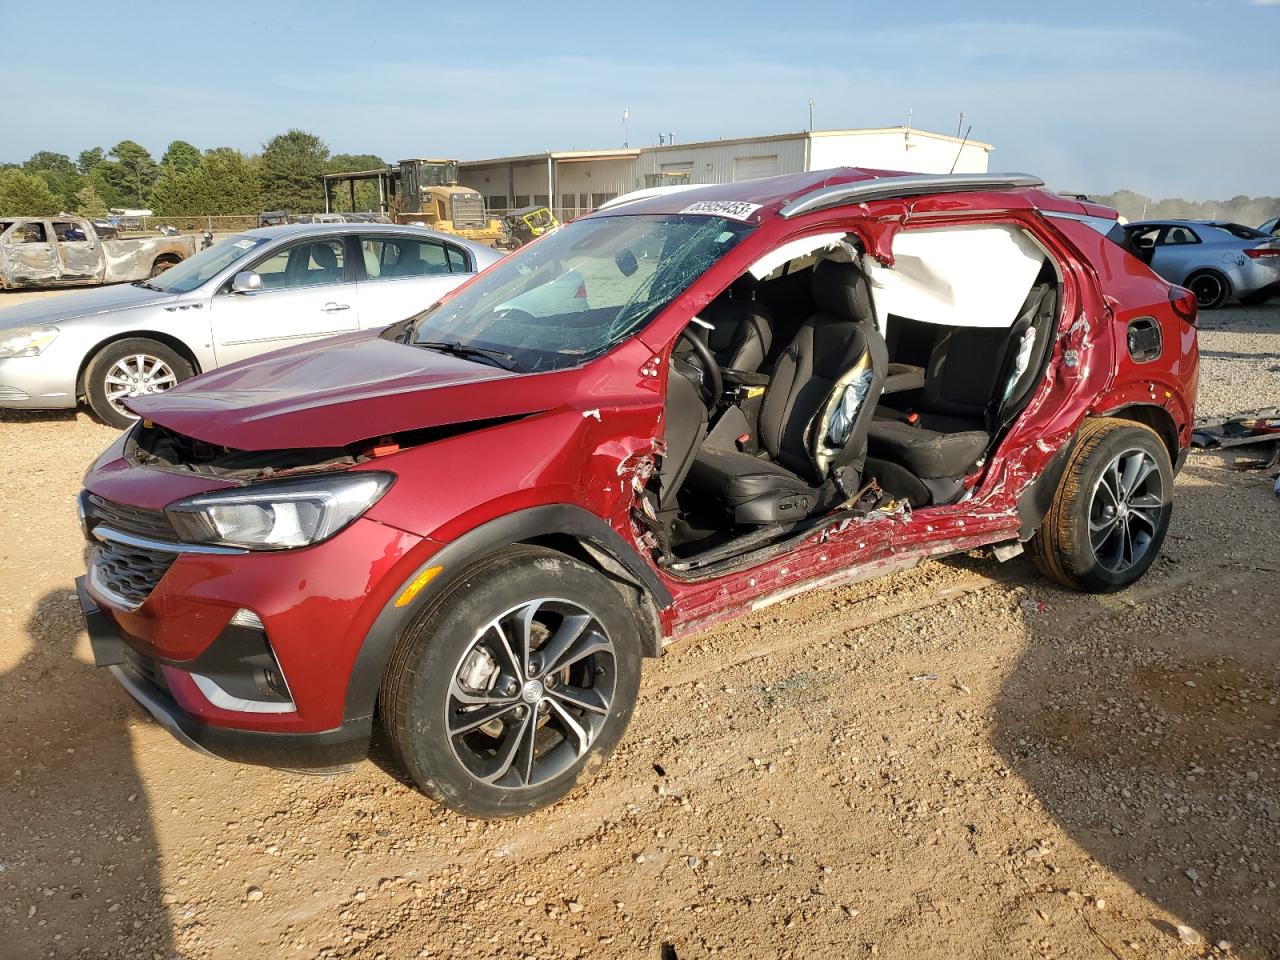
[1049,218,1198,447]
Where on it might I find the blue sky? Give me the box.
[3,1,1277,198]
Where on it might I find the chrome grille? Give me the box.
[85,493,176,540]
[91,538,176,608]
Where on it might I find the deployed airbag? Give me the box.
[868,225,1045,330]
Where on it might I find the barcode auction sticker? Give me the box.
[679,200,762,221]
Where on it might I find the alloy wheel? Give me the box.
[104,354,178,417]
[1189,273,1224,309]
[446,598,617,790]
[1087,448,1166,574]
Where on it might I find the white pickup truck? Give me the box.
[0,215,200,290]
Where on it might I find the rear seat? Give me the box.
[866,283,1055,505]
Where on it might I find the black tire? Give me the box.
[83,337,195,429]
[380,546,642,818]
[1185,270,1229,310]
[1030,418,1173,594]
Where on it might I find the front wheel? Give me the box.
[1031,418,1173,593]
[380,546,642,818]
[83,337,194,429]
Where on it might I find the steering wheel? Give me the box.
[677,326,724,408]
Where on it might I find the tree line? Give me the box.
[0,131,384,219]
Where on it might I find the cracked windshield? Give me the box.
[406,214,753,371]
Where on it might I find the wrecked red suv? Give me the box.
[78,169,1198,817]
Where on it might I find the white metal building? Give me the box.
[458,127,993,220]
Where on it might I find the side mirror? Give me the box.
[231,271,262,294]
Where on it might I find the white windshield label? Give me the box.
[679,200,762,222]
[233,239,256,249]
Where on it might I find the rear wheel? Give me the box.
[83,337,194,429]
[149,256,179,277]
[380,546,642,818]
[1031,418,1173,593]
[1185,270,1229,310]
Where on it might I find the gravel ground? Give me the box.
[1195,303,1280,418]
[0,292,1277,959]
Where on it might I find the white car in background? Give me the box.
[0,224,503,427]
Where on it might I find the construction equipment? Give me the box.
[389,159,505,247]
[500,205,560,248]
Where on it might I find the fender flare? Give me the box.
[343,504,671,723]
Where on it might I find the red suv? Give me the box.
[77,169,1198,817]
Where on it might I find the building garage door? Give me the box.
[733,155,780,181]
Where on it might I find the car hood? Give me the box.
[0,282,178,329]
[126,330,573,450]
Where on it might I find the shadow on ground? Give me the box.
[0,589,175,958]
[992,468,1280,958]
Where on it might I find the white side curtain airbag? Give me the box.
[867,225,1045,330]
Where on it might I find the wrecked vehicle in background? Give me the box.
[75,169,1198,820]
[0,223,502,427]
[0,216,198,291]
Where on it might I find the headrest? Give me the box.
[729,275,759,299]
[312,243,338,270]
[811,258,873,324]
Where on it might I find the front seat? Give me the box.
[686,259,888,525]
[309,242,342,283]
[700,276,774,373]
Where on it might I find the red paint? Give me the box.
[83,167,1198,743]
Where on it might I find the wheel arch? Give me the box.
[1101,402,1180,466]
[1015,402,1180,542]
[343,505,671,725]
[77,330,203,398]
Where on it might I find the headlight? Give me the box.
[166,472,393,550]
[0,325,59,358]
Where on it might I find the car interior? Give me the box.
[645,223,1062,571]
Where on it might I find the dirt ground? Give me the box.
[1,292,1277,960]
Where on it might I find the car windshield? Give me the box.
[145,235,273,293]
[406,213,752,371]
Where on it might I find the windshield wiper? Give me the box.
[416,340,525,372]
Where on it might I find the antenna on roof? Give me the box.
[949,125,972,174]
[956,111,965,138]
[808,98,814,131]
[623,108,629,148]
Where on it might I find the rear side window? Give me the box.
[446,245,468,273]
[52,221,90,242]
[360,236,454,279]
[1162,226,1199,245]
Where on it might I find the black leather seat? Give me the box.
[700,277,774,373]
[686,259,888,525]
[866,283,1055,504]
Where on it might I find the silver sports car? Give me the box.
[1123,219,1280,309]
[0,223,504,427]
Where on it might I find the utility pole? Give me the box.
[623,108,629,148]
[808,98,814,131]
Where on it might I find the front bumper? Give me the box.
[0,356,77,408]
[78,576,372,768]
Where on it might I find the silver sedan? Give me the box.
[0,224,504,427]
[1123,220,1280,309]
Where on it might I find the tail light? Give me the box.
[1243,247,1280,260]
[1169,285,1198,327]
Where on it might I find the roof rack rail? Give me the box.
[778,172,1045,219]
